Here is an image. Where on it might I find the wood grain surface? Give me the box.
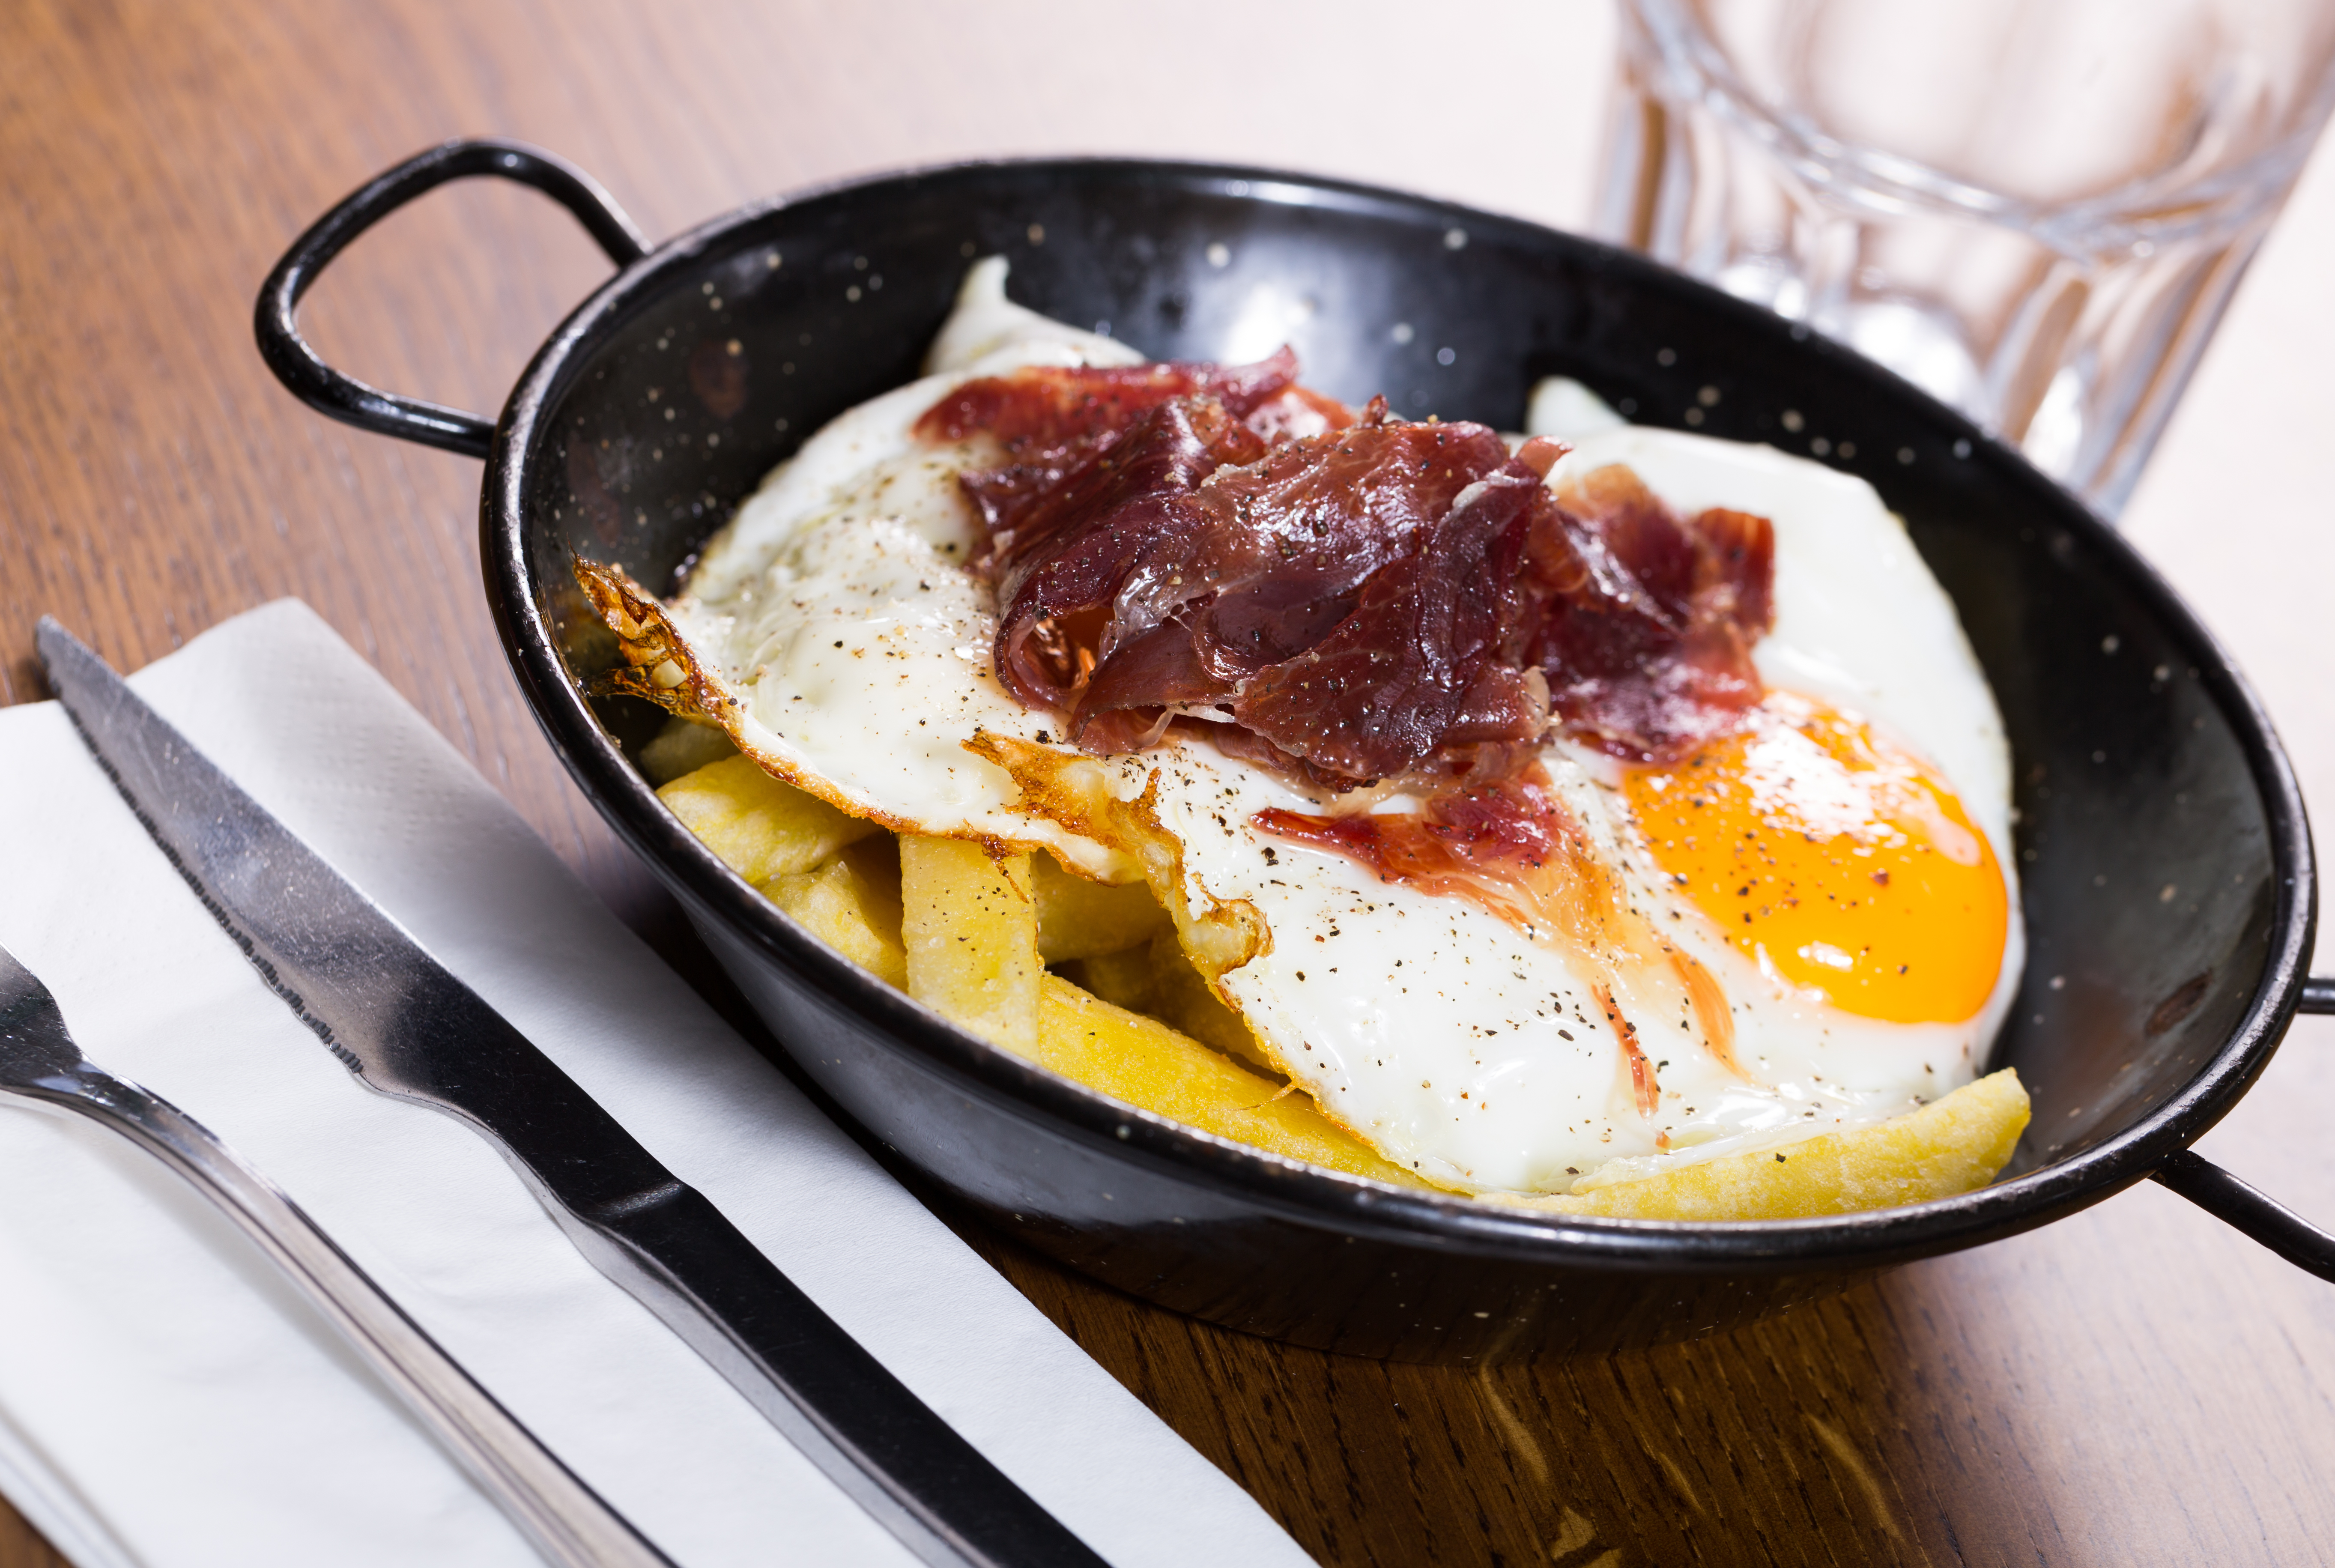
[3,3,2331,1565]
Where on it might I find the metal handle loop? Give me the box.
[2153,1149,2335,1282]
[255,139,648,459]
[2145,970,2335,1281]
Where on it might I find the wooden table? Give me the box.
[4,3,2331,1564]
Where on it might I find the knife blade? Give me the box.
[36,617,1107,1568]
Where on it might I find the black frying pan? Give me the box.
[257,140,2335,1361]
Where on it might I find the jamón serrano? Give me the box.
[920,352,1776,787]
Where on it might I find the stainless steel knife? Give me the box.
[36,617,1107,1568]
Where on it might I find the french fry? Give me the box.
[900,836,1042,1053]
[1035,975,1431,1188]
[1146,931,1279,1075]
[637,715,739,786]
[1052,944,1156,1013]
[1502,1069,2030,1220]
[763,836,908,989]
[1032,851,1173,962]
[657,754,880,883]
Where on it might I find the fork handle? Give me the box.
[14,1060,674,1568]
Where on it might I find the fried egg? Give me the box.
[654,260,2022,1195]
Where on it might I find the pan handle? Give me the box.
[2153,1151,2335,1281]
[255,139,648,459]
[2148,972,2335,1282]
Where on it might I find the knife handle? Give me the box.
[525,1179,1112,1568]
[15,1060,676,1568]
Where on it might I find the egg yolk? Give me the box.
[1623,693,2007,1023]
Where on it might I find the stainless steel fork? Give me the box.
[0,942,674,1568]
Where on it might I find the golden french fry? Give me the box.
[763,836,908,989]
[657,754,881,883]
[1146,931,1279,1075]
[1032,851,1173,963]
[1035,976,1431,1188]
[1505,1069,2030,1220]
[1052,944,1157,1013]
[900,836,1041,1053]
[637,715,739,786]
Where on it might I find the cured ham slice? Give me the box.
[1529,464,1773,762]
[913,348,1341,550]
[921,352,1775,786]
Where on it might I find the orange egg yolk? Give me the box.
[1623,693,2008,1023]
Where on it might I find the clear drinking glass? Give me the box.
[1597,0,2335,513]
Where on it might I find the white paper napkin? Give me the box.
[0,599,1312,1568]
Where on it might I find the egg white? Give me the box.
[662,265,2025,1195]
